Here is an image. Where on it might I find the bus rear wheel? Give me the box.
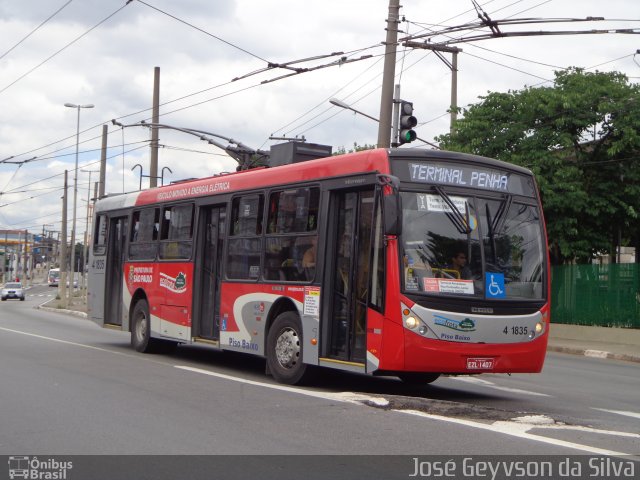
[131,299,155,353]
[398,373,441,385]
[131,299,177,354]
[267,312,308,385]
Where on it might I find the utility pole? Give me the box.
[24,229,29,286]
[60,170,68,308]
[81,169,98,296]
[377,0,401,148]
[150,66,160,188]
[403,42,462,134]
[99,124,107,198]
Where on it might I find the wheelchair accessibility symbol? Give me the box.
[485,272,505,298]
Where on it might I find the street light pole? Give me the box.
[329,98,380,123]
[329,98,440,149]
[65,102,94,304]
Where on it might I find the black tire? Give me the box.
[266,311,308,385]
[130,299,177,354]
[1,298,5,301]
[398,372,441,385]
[20,297,25,301]
[131,299,156,353]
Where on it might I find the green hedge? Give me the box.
[551,264,640,328]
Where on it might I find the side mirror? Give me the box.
[378,175,402,236]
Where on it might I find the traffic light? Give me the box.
[398,100,417,145]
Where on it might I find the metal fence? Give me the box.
[551,263,640,328]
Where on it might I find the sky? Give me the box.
[0,0,638,242]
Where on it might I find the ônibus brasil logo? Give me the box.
[159,272,187,293]
[8,456,73,479]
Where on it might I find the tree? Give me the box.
[436,68,640,263]
[333,142,376,155]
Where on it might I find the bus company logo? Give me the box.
[128,265,134,284]
[8,456,73,479]
[434,314,476,332]
[159,272,187,294]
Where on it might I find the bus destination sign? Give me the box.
[408,162,509,192]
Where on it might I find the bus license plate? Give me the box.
[467,358,494,370]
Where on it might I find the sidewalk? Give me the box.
[548,323,640,363]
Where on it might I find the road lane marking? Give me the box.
[450,376,552,397]
[399,409,638,457]
[175,365,390,406]
[593,408,640,420]
[0,326,138,360]
[178,365,637,456]
[585,350,609,358]
[1,325,635,456]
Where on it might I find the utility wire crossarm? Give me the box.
[401,15,638,46]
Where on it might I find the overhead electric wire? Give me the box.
[134,0,269,63]
[0,0,75,61]
[1,144,148,197]
[0,1,133,96]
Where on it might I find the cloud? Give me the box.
[0,0,637,235]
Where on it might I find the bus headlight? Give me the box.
[535,322,544,334]
[405,316,420,330]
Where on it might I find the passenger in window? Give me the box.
[301,237,317,281]
[448,251,472,280]
[302,237,317,269]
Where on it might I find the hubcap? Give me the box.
[136,313,147,342]
[275,328,300,369]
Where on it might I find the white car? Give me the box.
[1,282,25,301]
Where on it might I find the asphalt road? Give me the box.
[1,285,638,477]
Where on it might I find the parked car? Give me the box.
[1,282,25,301]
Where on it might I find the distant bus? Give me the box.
[88,148,550,385]
[47,268,60,287]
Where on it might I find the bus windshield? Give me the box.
[400,189,545,301]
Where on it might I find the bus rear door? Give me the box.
[192,205,226,341]
[104,216,128,326]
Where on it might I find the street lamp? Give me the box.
[329,97,440,149]
[329,98,380,123]
[65,102,94,303]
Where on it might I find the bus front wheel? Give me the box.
[267,312,308,385]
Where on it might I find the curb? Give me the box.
[37,302,88,319]
[547,345,640,364]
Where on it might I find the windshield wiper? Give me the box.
[434,186,472,235]
[485,195,513,265]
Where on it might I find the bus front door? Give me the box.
[193,205,226,341]
[104,216,128,326]
[325,189,374,364]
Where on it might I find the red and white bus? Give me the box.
[87,148,550,385]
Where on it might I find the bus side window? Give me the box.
[263,187,319,282]
[226,195,264,280]
[93,214,108,255]
[159,204,193,260]
[130,208,159,260]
